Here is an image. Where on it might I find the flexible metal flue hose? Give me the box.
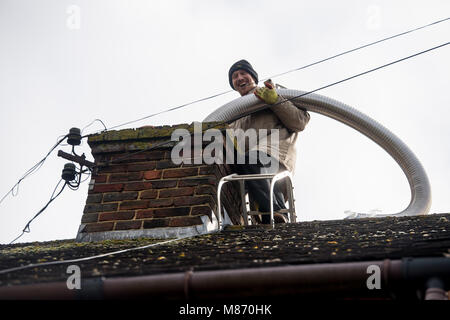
[203,89,431,218]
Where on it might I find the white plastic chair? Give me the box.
[216,171,296,230]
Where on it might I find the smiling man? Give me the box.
[229,61,259,96]
[227,59,310,224]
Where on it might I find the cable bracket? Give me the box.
[57,150,95,170]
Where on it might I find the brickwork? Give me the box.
[77,123,243,241]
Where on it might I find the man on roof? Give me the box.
[227,59,310,224]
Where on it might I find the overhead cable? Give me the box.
[266,17,450,80]
[8,179,67,244]
[0,135,68,207]
[87,17,449,134]
[102,41,450,167]
[0,232,202,274]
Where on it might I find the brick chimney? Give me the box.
[76,123,243,242]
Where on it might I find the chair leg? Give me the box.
[239,180,249,226]
[216,180,227,231]
[287,178,296,223]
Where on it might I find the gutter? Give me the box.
[0,257,448,300]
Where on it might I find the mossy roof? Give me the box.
[1,213,449,286]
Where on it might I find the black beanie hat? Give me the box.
[228,59,259,90]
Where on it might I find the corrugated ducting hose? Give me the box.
[203,88,431,218]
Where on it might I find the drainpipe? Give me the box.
[402,258,449,300]
[0,257,448,300]
[425,278,447,300]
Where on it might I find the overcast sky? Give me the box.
[0,0,449,244]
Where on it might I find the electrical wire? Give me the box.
[55,119,108,148]
[66,166,87,191]
[85,17,449,135]
[85,90,234,137]
[0,232,206,275]
[99,41,450,168]
[265,17,450,80]
[8,179,67,245]
[7,162,92,243]
[79,168,92,184]
[2,120,96,241]
[227,41,450,122]
[81,118,108,135]
[0,135,69,207]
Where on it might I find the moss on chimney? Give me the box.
[88,122,228,145]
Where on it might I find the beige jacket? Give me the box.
[229,90,310,174]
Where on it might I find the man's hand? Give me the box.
[254,80,278,104]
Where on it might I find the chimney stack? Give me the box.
[77,123,243,242]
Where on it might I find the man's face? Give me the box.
[231,69,256,96]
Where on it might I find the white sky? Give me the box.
[0,0,449,244]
